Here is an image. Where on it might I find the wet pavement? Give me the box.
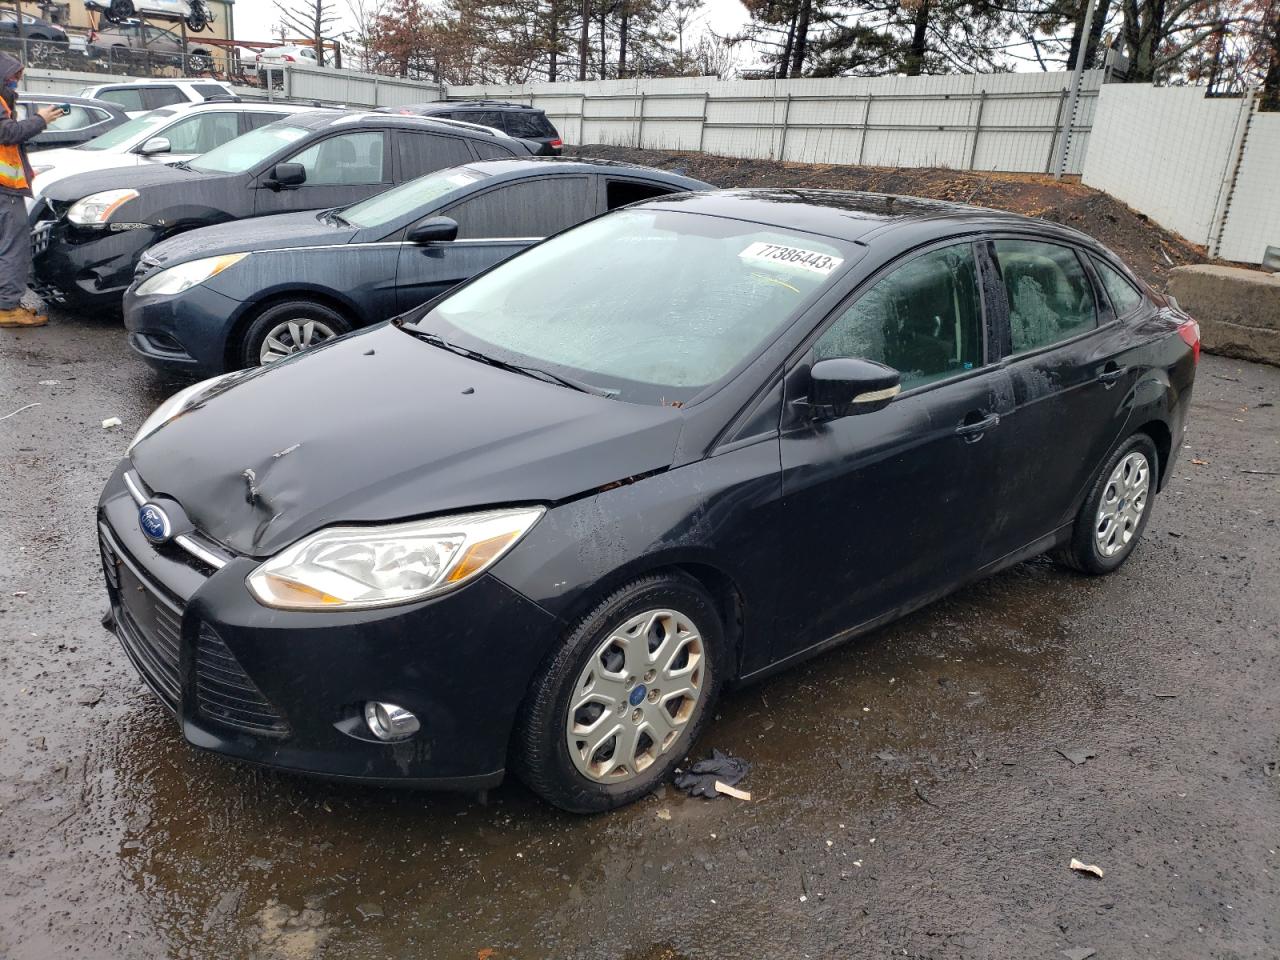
[1,313,1277,959]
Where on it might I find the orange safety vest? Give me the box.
[0,98,30,192]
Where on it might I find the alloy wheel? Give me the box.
[258,318,339,365]
[1095,450,1150,558]
[566,608,705,783]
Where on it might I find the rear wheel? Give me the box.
[240,300,350,368]
[514,573,725,813]
[1057,433,1158,574]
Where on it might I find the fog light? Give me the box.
[364,701,420,741]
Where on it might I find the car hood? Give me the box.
[144,210,359,266]
[42,161,216,203]
[32,151,195,200]
[129,324,684,558]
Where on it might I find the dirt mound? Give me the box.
[571,145,1205,289]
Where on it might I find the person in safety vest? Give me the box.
[1,53,63,328]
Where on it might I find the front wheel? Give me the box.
[240,300,350,368]
[1057,433,1158,575]
[514,573,726,813]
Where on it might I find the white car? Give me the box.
[254,44,318,74]
[77,79,236,118]
[26,102,320,211]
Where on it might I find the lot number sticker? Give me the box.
[740,242,843,276]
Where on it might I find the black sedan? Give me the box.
[16,93,129,150]
[33,110,534,310]
[123,158,709,374]
[97,190,1199,812]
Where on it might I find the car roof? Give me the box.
[459,156,709,186]
[19,92,127,111]
[407,100,543,114]
[641,188,1097,246]
[85,79,233,90]
[313,110,521,141]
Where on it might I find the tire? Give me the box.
[1056,432,1158,575]
[188,51,212,73]
[240,300,350,369]
[514,573,726,813]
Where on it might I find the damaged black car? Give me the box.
[98,190,1199,812]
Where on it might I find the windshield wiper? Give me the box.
[409,331,615,398]
[170,159,192,170]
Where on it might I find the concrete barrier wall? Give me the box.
[1169,265,1280,366]
[452,71,1103,175]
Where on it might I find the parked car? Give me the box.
[77,78,235,117]
[34,111,536,309]
[97,189,1200,811]
[252,43,317,76]
[27,101,322,213]
[123,158,709,373]
[0,10,69,64]
[86,20,218,74]
[15,93,129,151]
[385,100,563,155]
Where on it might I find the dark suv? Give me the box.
[383,101,563,155]
[34,110,535,310]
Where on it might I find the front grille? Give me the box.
[101,529,182,710]
[195,625,290,738]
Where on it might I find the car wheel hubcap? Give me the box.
[259,318,338,365]
[1095,451,1150,558]
[566,608,705,784]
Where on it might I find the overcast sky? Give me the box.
[233,0,752,49]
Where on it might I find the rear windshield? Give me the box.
[78,109,175,151]
[342,166,487,229]
[188,123,310,174]
[504,111,557,139]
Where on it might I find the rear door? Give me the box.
[394,130,474,180]
[253,129,390,216]
[773,239,1013,665]
[983,235,1142,557]
[393,174,595,310]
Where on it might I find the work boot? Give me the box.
[0,306,47,328]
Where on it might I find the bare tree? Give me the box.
[275,0,341,66]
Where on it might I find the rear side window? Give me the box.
[144,86,188,109]
[816,243,984,390]
[992,239,1097,353]
[193,83,230,100]
[289,131,387,185]
[458,111,507,130]
[606,179,679,210]
[1092,256,1145,316]
[397,132,475,180]
[444,177,593,239]
[473,140,519,160]
[243,111,287,131]
[504,111,557,139]
[98,88,147,112]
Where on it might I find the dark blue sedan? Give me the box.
[122,158,710,374]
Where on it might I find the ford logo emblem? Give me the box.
[138,503,172,544]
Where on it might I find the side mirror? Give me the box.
[268,162,307,188]
[406,216,459,244]
[138,136,171,156]
[808,357,901,419]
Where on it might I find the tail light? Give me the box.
[283,54,296,62]
[550,138,563,149]
[1177,319,1201,365]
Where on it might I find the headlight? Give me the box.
[134,253,248,297]
[127,370,240,454]
[67,189,139,225]
[246,507,545,610]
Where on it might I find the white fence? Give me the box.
[1082,84,1279,264]
[452,71,1104,175]
[21,64,443,109]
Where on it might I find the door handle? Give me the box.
[1097,363,1127,387]
[955,412,1000,440]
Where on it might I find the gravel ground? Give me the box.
[0,311,1277,959]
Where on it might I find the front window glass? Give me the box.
[78,108,174,150]
[96,88,147,112]
[993,239,1097,353]
[161,111,239,154]
[188,123,309,174]
[342,166,486,228]
[287,131,385,185]
[815,244,984,390]
[411,208,854,404]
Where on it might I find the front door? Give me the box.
[395,175,597,311]
[772,241,1012,666]
[254,130,390,217]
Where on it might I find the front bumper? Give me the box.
[36,222,158,310]
[97,461,560,788]
[123,283,246,376]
